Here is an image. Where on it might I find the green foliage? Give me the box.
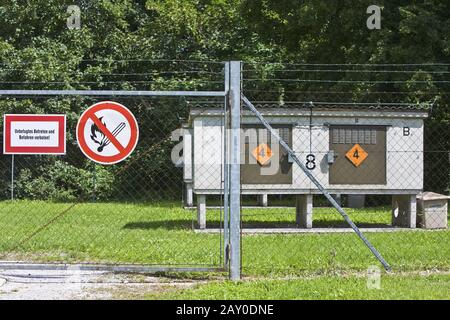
[0,0,449,199]
[14,160,114,201]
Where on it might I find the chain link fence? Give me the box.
[0,60,449,278]
[0,95,228,269]
[238,62,449,276]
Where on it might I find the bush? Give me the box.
[15,160,114,202]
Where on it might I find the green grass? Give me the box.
[0,200,448,276]
[0,200,221,266]
[148,273,450,300]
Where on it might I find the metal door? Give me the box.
[241,124,292,184]
[329,125,387,185]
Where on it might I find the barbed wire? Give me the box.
[244,79,450,84]
[0,80,224,84]
[0,70,224,75]
[243,69,450,74]
[244,62,450,67]
[247,101,434,106]
[244,90,450,94]
[0,58,226,65]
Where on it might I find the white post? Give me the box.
[258,194,268,207]
[296,194,313,229]
[197,195,206,229]
[392,194,417,229]
[185,183,193,207]
[410,195,417,229]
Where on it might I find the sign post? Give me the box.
[3,114,67,201]
[11,155,14,201]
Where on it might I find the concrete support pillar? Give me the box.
[257,194,268,207]
[185,183,193,207]
[197,195,206,229]
[296,194,313,229]
[348,194,365,208]
[392,194,417,228]
[332,194,342,206]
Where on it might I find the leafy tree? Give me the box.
[0,0,448,198]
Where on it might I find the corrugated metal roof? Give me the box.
[187,100,431,111]
[249,101,431,111]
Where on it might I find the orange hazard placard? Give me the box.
[345,143,368,167]
[252,143,273,165]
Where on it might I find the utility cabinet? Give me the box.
[181,105,429,229]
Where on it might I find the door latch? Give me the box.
[327,150,338,164]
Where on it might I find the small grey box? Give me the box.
[327,150,336,164]
[417,192,449,229]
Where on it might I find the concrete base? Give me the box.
[348,194,366,208]
[296,194,313,229]
[195,227,420,234]
[197,195,206,229]
[257,194,268,207]
[392,194,417,228]
[332,194,342,206]
[185,183,193,207]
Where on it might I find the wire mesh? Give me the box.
[0,94,226,270]
[0,60,449,279]
[239,62,449,276]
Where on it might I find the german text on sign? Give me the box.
[76,101,139,165]
[3,114,66,155]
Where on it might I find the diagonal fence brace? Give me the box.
[242,95,392,272]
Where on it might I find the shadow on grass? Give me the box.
[241,220,390,229]
[313,220,390,228]
[122,220,192,230]
[122,219,391,230]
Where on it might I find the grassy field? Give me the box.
[148,273,450,300]
[0,200,448,277]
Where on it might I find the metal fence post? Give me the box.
[92,163,97,202]
[229,61,241,280]
[223,62,230,267]
[11,155,15,201]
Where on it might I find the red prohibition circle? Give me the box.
[76,101,139,165]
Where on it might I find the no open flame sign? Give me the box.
[76,101,139,165]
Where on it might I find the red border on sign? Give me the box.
[76,101,139,165]
[3,114,66,155]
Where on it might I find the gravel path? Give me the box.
[0,265,199,300]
